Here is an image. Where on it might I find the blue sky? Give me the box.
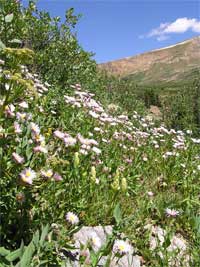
[21,0,200,63]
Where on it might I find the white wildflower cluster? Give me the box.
[165,208,180,217]
[54,130,76,147]
[20,168,36,185]
[1,57,200,265]
[21,66,50,96]
[65,212,79,225]
[30,122,48,154]
[113,239,132,255]
[87,232,102,251]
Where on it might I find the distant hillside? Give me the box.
[99,36,200,85]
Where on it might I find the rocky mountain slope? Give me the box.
[99,36,200,84]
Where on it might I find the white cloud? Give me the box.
[143,17,200,41]
[157,35,170,41]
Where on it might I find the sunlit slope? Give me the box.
[99,36,200,84]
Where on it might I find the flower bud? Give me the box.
[74,152,80,168]
[90,166,96,182]
[121,177,127,192]
[111,168,121,191]
[111,178,120,191]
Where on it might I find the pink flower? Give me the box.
[16,112,27,121]
[20,168,36,185]
[113,240,132,255]
[32,133,45,143]
[18,101,29,109]
[30,122,40,134]
[12,152,24,164]
[63,136,76,147]
[54,130,65,139]
[41,169,53,179]
[33,146,47,154]
[14,122,22,134]
[165,208,180,217]
[92,146,101,155]
[4,104,15,117]
[53,172,63,181]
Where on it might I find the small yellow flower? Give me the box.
[20,168,36,185]
[90,166,96,182]
[121,178,127,192]
[74,152,80,167]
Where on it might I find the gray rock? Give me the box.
[65,225,141,267]
[146,224,190,267]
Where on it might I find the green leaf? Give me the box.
[19,240,25,259]
[61,243,76,250]
[113,203,122,225]
[39,224,49,246]
[5,248,22,262]
[0,40,6,50]
[38,260,49,265]
[90,250,97,265]
[0,247,10,256]
[194,216,200,236]
[20,242,35,267]
[26,149,33,162]
[5,13,14,23]
[32,230,40,247]
[68,225,82,236]
[104,254,112,267]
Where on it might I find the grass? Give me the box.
[1,54,200,265]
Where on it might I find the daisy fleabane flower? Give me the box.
[88,232,102,251]
[64,136,77,147]
[5,104,15,117]
[18,101,29,109]
[165,208,180,217]
[113,240,132,255]
[92,146,101,155]
[32,133,45,143]
[12,152,24,164]
[30,122,40,134]
[16,112,27,121]
[54,130,65,139]
[33,145,48,154]
[53,172,63,181]
[20,168,36,185]
[41,169,53,179]
[14,122,22,134]
[65,212,79,225]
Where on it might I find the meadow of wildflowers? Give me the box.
[0,1,200,266]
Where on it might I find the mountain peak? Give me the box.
[99,36,200,84]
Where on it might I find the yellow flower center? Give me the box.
[26,171,31,177]
[46,170,52,177]
[118,244,125,251]
[21,114,26,119]
[69,214,75,221]
[35,135,40,140]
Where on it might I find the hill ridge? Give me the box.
[99,36,200,84]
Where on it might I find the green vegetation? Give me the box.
[135,78,200,133]
[0,1,200,266]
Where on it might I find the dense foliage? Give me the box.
[122,76,200,134]
[0,1,200,266]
